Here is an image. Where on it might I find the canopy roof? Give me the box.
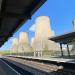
[0,0,46,47]
[49,31,75,44]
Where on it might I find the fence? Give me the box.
[3,50,62,58]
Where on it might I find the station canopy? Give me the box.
[0,0,46,47]
[49,31,75,44]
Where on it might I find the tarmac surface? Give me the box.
[0,58,19,75]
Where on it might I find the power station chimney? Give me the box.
[12,38,18,53]
[72,19,75,31]
[19,32,29,44]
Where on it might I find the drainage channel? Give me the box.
[1,58,34,75]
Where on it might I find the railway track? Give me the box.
[2,56,75,75]
[1,58,34,75]
[5,57,75,75]
[0,59,20,75]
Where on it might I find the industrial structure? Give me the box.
[11,16,60,57]
[32,16,60,57]
[18,32,32,53]
[49,19,75,57]
[12,38,18,53]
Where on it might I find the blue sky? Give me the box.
[0,0,75,50]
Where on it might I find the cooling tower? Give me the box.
[35,16,52,40]
[12,38,18,45]
[34,16,53,51]
[12,38,18,53]
[18,32,33,52]
[47,40,60,51]
[69,20,75,52]
[72,19,75,31]
[33,16,60,52]
[19,32,29,44]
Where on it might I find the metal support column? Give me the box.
[60,43,64,57]
[67,44,70,57]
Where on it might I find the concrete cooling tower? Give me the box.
[34,16,51,51]
[72,19,75,31]
[12,38,18,53]
[35,16,52,40]
[19,32,29,44]
[47,40,60,51]
[69,20,75,53]
[33,16,60,52]
[18,32,33,53]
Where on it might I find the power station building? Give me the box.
[18,32,32,53]
[33,16,60,57]
[49,19,75,57]
[11,16,61,56]
[12,38,18,53]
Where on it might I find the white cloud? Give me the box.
[29,24,35,32]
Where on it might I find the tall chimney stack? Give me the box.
[72,19,75,31]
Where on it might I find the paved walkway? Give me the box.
[4,56,75,75]
[4,57,62,73]
[14,55,75,63]
[0,58,19,75]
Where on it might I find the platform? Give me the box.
[7,55,75,64]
